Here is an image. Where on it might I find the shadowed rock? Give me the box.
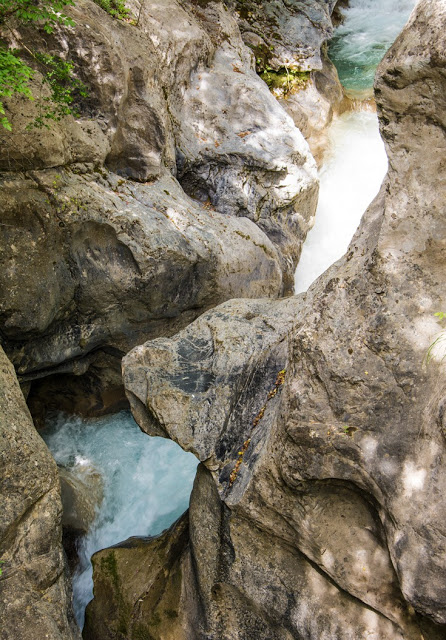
[107,1,446,638]
[0,0,321,410]
[0,347,80,640]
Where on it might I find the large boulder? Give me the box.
[91,1,446,638]
[0,0,320,410]
[224,0,345,164]
[0,346,80,640]
[0,169,282,380]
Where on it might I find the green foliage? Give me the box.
[0,46,32,129]
[92,0,128,19]
[31,52,87,127]
[0,0,86,129]
[260,67,310,97]
[0,0,75,31]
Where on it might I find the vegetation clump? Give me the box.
[92,0,128,20]
[0,0,130,130]
[260,67,310,98]
[0,0,87,129]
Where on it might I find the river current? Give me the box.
[42,412,198,626]
[294,0,417,293]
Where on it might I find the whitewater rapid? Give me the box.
[329,0,418,95]
[42,411,198,627]
[294,108,388,293]
[294,0,417,293]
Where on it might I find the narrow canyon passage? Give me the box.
[294,0,418,293]
[41,0,419,632]
[42,412,198,627]
[329,0,419,98]
[294,108,387,293]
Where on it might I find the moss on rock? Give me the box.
[260,68,310,97]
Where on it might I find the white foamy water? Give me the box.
[42,411,198,628]
[329,0,418,93]
[294,109,388,293]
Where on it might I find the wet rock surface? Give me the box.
[103,1,446,638]
[0,347,80,640]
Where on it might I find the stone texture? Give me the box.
[109,1,446,638]
[83,514,199,640]
[279,50,344,165]
[227,0,338,71]
[140,0,319,290]
[59,463,103,534]
[0,168,282,383]
[221,1,345,166]
[0,0,320,406]
[0,346,80,640]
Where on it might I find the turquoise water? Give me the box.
[329,0,418,94]
[294,0,417,293]
[42,411,198,628]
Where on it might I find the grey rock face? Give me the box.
[219,0,345,167]
[0,0,319,395]
[114,1,446,638]
[0,347,80,640]
[279,51,345,165]
[227,0,337,71]
[0,169,282,380]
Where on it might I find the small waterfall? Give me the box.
[294,0,418,293]
[294,109,388,293]
[42,411,198,628]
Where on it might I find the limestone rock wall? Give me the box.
[88,1,446,638]
[0,0,330,413]
[0,346,80,640]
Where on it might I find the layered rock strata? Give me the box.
[0,347,80,640]
[86,1,446,638]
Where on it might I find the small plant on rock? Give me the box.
[426,312,446,364]
[92,0,129,20]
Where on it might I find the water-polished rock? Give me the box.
[0,0,318,404]
[0,170,282,380]
[110,2,446,638]
[0,347,80,640]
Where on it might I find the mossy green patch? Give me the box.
[100,551,119,588]
[260,68,310,97]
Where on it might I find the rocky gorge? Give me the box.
[0,0,445,639]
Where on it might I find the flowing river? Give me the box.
[42,412,198,627]
[42,0,418,630]
[295,0,418,293]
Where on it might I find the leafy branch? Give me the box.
[31,52,87,127]
[0,45,32,129]
[92,0,128,20]
[0,0,81,129]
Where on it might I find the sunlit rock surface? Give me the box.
[0,0,321,410]
[0,347,80,640]
[109,1,446,638]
